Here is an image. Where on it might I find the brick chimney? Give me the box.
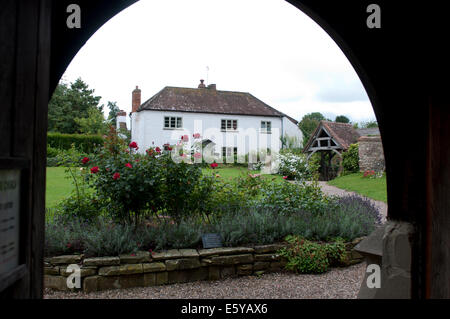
[116,110,127,130]
[131,86,141,113]
[198,79,206,88]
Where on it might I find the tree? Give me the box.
[48,78,102,133]
[359,120,379,128]
[74,107,109,135]
[335,115,350,123]
[107,101,121,127]
[298,112,325,146]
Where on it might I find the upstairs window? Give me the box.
[261,121,272,133]
[221,119,238,131]
[164,116,182,129]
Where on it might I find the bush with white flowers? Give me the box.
[274,151,318,181]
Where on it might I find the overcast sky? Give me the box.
[62,0,376,124]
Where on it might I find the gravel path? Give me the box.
[44,262,366,299]
[317,181,387,223]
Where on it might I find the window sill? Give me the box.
[221,130,239,133]
[163,128,184,130]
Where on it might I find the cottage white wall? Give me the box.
[131,110,293,156]
[282,117,303,148]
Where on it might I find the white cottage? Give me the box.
[128,80,302,161]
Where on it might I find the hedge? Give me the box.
[47,133,104,153]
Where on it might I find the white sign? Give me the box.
[0,170,20,276]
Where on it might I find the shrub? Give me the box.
[274,151,318,181]
[342,143,359,174]
[47,132,104,153]
[278,235,347,273]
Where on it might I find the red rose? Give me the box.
[210,162,218,169]
[194,152,202,159]
[283,176,288,180]
[155,147,161,153]
[193,133,201,139]
[181,135,189,142]
[167,146,173,151]
[90,166,99,174]
[113,173,120,180]
[82,157,90,164]
[125,163,132,168]
[129,141,138,148]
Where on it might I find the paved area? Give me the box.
[44,263,366,299]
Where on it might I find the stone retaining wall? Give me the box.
[44,239,365,292]
[358,136,385,172]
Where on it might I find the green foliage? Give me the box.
[74,107,109,135]
[107,101,121,126]
[359,120,378,128]
[335,115,350,123]
[275,150,319,181]
[278,235,347,273]
[342,143,359,174]
[280,134,303,149]
[298,112,325,146]
[48,78,102,134]
[47,132,104,153]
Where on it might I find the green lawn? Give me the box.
[46,166,283,208]
[327,172,387,202]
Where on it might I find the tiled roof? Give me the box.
[303,121,361,152]
[138,86,289,118]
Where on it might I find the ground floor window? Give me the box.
[164,116,182,129]
[222,146,238,157]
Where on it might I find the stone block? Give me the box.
[254,253,280,262]
[144,273,156,286]
[237,264,253,276]
[165,258,201,271]
[120,274,145,288]
[50,255,82,265]
[119,251,151,264]
[156,272,169,285]
[210,254,254,266]
[253,261,270,271]
[208,266,221,280]
[179,249,199,258]
[253,244,286,254]
[83,256,120,266]
[119,264,143,275]
[198,247,254,257]
[97,276,121,290]
[44,275,69,291]
[220,266,236,278]
[44,266,60,275]
[168,268,208,284]
[83,276,99,293]
[152,249,183,260]
[60,266,97,277]
[143,262,166,273]
[98,266,120,276]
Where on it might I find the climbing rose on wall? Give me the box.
[129,141,138,149]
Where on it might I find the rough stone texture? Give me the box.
[60,266,97,277]
[198,247,254,257]
[253,262,270,271]
[358,136,385,172]
[165,258,201,271]
[220,266,236,278]
[119,264,143,275]
[237,264,253,276]
[120,274,145,289]
[168,268,208,284]
[253,244,286,254]
[254,253,280,262]
[144,273,156,286]
[151,249,183,260]
[98,266,120,276]
[97,276,121,290]
[142,262,166,273]
[179,249,199,258]
[156,272,168,285]
[44,275,69,291]
[119,251,151,264]
[210,254,254,266]
[83,257,120,266]
[83,276,99,293]
[44,266,60,275]
[208,266,221,280]
[50,255,82,265]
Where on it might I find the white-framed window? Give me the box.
[261,121,272,133]
[164,116,182,129]
[221,119,238,131]
[222,146,237,157]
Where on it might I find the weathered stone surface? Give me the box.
[44,266,60,275]
[168,268,208,284]
[83,276,99,292]
[253,244,286,254]
[60,266,97,277]
[358,136,385,172]
[208,266,221,280]
[50,255,82,265]
[237,264,253,276]
[144,273,156,286]
[152,249,183,260]
[156,272,168,285]
[253,261,270,271]
[210,254,254,265]
[165,258,201,271]
[119,251,151,264]
[198,247,254,257]
[83,256,120,266]
[44,275,70,291]
[269,261,283,271]
[220,266,236,278]
[98,266,120,276]
[119,264,143,275]
[120,274,145,288]
[200,258,212,266]
[254,253,280,262]
[143,262,166,273]
[179,249,199,258]
[97,276,121,290]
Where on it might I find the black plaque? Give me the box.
[201,233,223,249]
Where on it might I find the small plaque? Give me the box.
[0,170,20,277]
[201,233,223,249]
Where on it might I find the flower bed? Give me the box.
[44,239,365,293]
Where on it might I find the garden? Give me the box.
[44,128,382,285]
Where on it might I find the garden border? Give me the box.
[44,239,365,292]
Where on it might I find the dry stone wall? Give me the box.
[44,240,365,293]
[358,136,385,172]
